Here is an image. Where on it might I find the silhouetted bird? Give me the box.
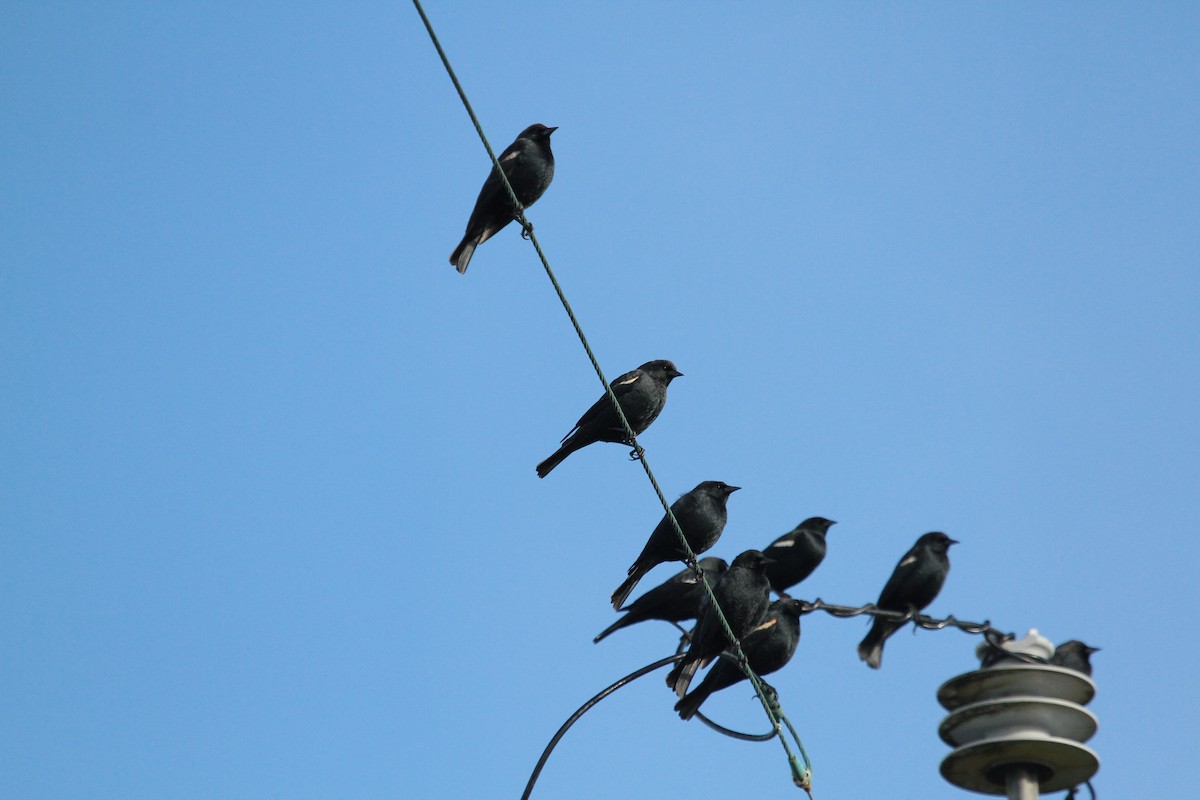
[977,632,1019,668]
[537,360,682,478]
[763,517,836,596]
[675,598,803,720]
[1050,640,1099,676]
[611,481,739,610]
[666,549,774,697]
[594,557,727,643]
[857,531,957,669]
[450,123,556,274]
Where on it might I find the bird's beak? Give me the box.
[670,369,684,378]
[727,485,741,493]
[1087,646,1101,654]
[545,126,559,134]
[947,538,960,545]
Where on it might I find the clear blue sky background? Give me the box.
[3,3,1197,798]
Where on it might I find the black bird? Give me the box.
[763,517,837,596]
[610,481,740,610]
[450,123,557,274]
[857,531,957,669]
[666,549,774,697]
[594,557,728,644]
[537,360,683,478]
[675,598,803,720]
[1050,640,1099,676]
[977,632,1019,669]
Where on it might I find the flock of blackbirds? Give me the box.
[449,123,1098,722]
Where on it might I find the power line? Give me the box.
[796,598,1010,640]
[411,0,811,793]
[517,598,1031,798]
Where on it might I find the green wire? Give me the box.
[413,0,812,792]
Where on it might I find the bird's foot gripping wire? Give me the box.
[519,217,534,239]
[625,442,645,462]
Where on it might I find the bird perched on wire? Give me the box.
[1050,640,1099,676]
[594,557,727,644]
[537,360,683,478]
[610,481,739,610]
[762,517,836,596]
[857,531,957,669]
[666,549,774,697]
[450,123,557,274]
[674,597,803,720]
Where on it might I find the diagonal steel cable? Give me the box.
[412,1,811,792]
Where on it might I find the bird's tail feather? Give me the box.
[857,625,885,669]
[592,615,631,644]
[535,444,573,478]
[669,658,700,697]
[610,564,648,610]
[450,237,477,274]
[674,685,710,720]
[665,661,683,692]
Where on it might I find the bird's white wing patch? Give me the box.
[752,617,779,634]
[501,150,521,163]
[899,554,918,568]
[616,375,640,385]
[771,539,796,549]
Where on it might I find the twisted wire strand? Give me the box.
[795,598,1021,651]
[791,597,1058,667]
[412,0,810,790]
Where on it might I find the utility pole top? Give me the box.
[937,629,1100,797]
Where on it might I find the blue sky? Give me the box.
[3,3,1198,798]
